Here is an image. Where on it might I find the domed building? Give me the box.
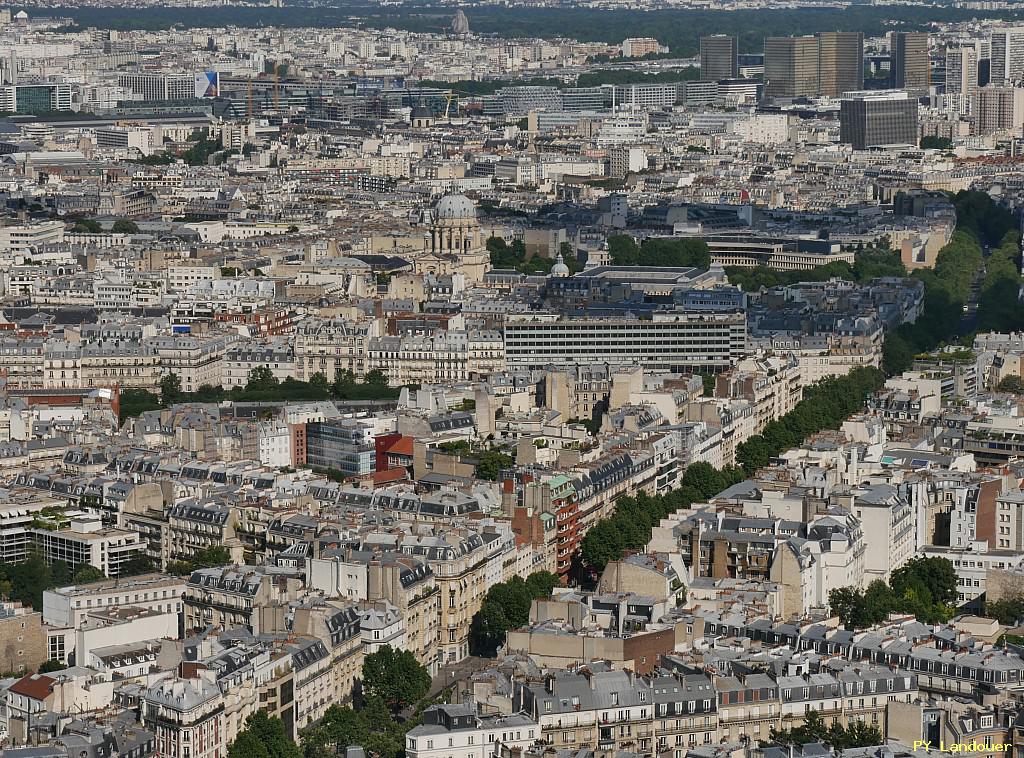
[410,103,434,130]
[416,192,489,282]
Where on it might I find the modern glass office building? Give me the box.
[840,90,918,149]
[0,83,72,113]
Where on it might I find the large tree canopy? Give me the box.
[361,645,432,712]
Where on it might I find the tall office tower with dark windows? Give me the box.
[700,35,738,81]
[891,31,931,94]
[945,43,980,95]
[764,35,820,99]
[817,31,864,97]
[990,27,1024,84]
[840,90,918,149]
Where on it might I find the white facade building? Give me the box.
[839,483,915,585]
[0,221,65,259]
[922,542,1024,606]
[94,125,156,156]
[406,705,537,758]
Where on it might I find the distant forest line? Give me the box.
[32,5,1024,55]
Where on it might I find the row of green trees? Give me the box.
[725,244,906,292]
[735,367,886,475]
[579,462,746,575]
[719,192,1018,379]
[486,238,584,275]
[976,231,1024,333]
[882,230,982,375]
[577,66,700,87]
[769,710,882,750]
[165,545,232,576]
[419,77,562,96]
[607,235,711,269]
[469,571,561,656]
[70,218,140,234]
[954,189,1019,245]
[883,191,1019,375]
[827,557,958,629]
[0,552,154,614]
[164,366,396,404]
[420,67,698,97]
[570,367,885,588]
[227,645,434,758]
[120,368,401,424]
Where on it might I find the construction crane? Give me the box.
[442,90,458,120]
[440,87,484,121]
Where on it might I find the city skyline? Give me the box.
[0,5,1023,758]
